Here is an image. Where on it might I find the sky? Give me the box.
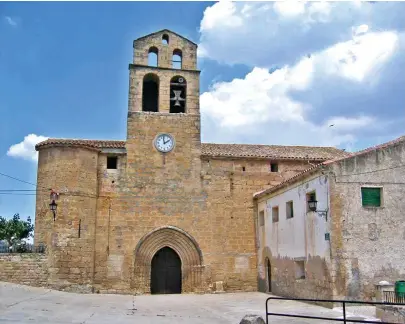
[0,1,404,220]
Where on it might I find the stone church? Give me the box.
[34,29,347,295]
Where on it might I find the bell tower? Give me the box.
[128,29,200,115]
[125,29,202,197]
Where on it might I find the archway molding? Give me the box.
[132,226,203,293]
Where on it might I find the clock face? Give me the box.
[154,133,175,153]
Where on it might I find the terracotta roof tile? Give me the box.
[253,134,405,199]
[35,139,126,150]
[200,143,348,161]
[35,138,348,160]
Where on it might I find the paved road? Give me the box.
[0,282,379,323]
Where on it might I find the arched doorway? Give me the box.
[133,226,203,294]
[266,258,272,292]
[151,247,182,294]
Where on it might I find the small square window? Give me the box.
[272,206,279,223]
[295,260,306,279]
[286,201,294,219]
[259,210,265,226]
[306,191,316,212]
[270,163,279,172]
[361,187,382,207]
[107,156,118,169]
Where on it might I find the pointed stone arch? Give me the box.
[132,226,204,294]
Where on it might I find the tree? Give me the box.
[0,214,34,249]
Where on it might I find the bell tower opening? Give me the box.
[170,76,186,113]
[142,73,159,112]
[130,30,200,117]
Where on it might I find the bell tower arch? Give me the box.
[128,29,200,115]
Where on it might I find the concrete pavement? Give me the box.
[0,282,379,323]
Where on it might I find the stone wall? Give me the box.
[90,111,308,294]
[32,28,342,295]
[35,146,99,290]
[133,30,197,70]
[128,66,200,114]
[330,139,405,300]
[0,254,48,287]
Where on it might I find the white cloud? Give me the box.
[273,1,306,18]
[197,2,404,68]
[200,28,400,149]
[200,1,243,32]
[198,2,405,150]
[201,65,375,148]
[4,16,18,27]
[7,134,48,162]
[321,30,398,83]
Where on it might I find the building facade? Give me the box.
[34,29,347,295]
[254,135,405,301]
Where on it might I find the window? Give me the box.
[78,219,81,238]
[286,201,294,219]
[294,260,305,279]
[107,156,118,169]
[242,166,246,172]
[142,73,159,112]
[259,211,265,227]
[147,47,158,67]
[172,49,182,69]
[170,76,186,113]
[162,34,169,45]
[361,187,382,207]
[306,191,316,212]
[272,206,279,223]
[270,163,279,172]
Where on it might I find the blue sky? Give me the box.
[1,1,404,220]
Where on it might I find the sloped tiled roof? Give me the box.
[35,138,348,160]
[253,134,405,199]
[201,143,348,161]
[35,139,126,150]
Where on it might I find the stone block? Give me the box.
[239,315,265,324]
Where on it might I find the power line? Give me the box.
[0,189,38,192]
[0,172,37,187]
[0,192,37,196]
[335,163,405,177]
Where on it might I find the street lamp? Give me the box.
[307,198,328,220]
[308,199,317,212]
[49,190,59,221]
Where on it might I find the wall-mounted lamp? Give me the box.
[49,190,59,221]
[307,199,328,221]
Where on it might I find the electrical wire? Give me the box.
[0,172,37,186]
[335,163,405,177]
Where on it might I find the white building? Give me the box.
[254,135,405,301]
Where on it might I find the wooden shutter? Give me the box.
[361,188,381,207]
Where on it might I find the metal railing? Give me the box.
[266,296,405,324]
[382,291,405,304]
[0,244,46,254]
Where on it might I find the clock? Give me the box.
[154,133,175,153]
